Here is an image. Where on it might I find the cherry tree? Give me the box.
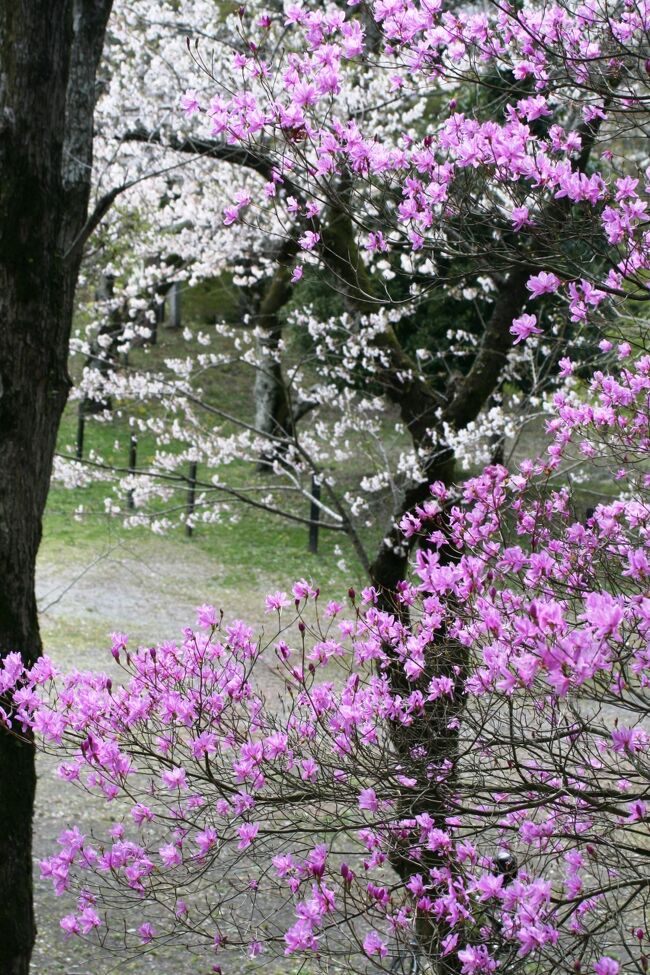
[174,0,650,600]
[58,0,650,606]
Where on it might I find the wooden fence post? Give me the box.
[186,461,198,537]
[127,435,137,510]
[76,413,85,460]
[168,281,182,329]
[308,474,321,554]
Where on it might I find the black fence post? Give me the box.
[76,413,85,460]
[168,281,182,329]
[127,435,137,510]
[150,297,164,346]
[308,474,321,554]
[186,461,198,537]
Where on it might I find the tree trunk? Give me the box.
[252,262,297,471]
[254,324,295,467]
[0,2,112,970]
[368,265,533,604]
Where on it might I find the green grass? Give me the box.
[45,322,371,599]
[45,444,365,600]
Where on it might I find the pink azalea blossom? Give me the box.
[180,90,201,115]
[510,313,542,343]
[526,271,561,297]
[363,930,387,957]
[594,959,619,975]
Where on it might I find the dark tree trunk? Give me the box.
[320,208,534,972]
[254,321,295,469]
[368,265,533,606]
[251,256,297,471]
[0,2,112,971]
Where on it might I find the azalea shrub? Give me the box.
[184,0,650,316]
[2,351,649,974]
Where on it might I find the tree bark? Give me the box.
[369,265,532,606]
[0,3,112,970]
[245,237,303,471]
[253,265,297,469]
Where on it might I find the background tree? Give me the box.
[58,0,648,609]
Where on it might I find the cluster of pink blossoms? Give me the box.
[182,0,650,331]
[4,2,650,970]
[2,352,650,971]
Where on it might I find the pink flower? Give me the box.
[292,579,316,600]
[237,822,259,849]
[517,94,551,121]
[110,631,128,661]
[526,271,560,297]
[300,757,319,780]
[366,231,388,252]
[594,959,619,975]
[60,914,79,938]
[191,731,217,759]
[442,932,459,955]
[180,90,201,115]
[510,313,542,344]
[625,799,647,822]
[138,922,156,943]
[298,231,320,251]
[358,787,379,812]
[265,591,290,613]
[161,767,187,790]
[582,591,623,637]
[195,827,218,856]
[223,206,240,226]
[307,845,328,878]
[159,843,182,868]
[196,605,218,628]
[291,265,304,283]
[363,931,387,957]
[511,206,532,231]
[284,918,318,954]
[79,907,101,934]
[131,803,154,825]
[264,732,288,759]
[457,944,497,974]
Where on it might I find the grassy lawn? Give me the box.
[40,314,373,672]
